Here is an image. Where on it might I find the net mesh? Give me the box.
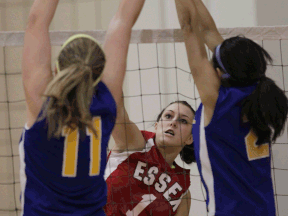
[0,26,288,216]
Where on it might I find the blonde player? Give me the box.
[20,0,146,215]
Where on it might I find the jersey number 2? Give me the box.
[245,129,269,161]
[62,117,101,177]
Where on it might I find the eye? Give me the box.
[180,119,188,124]
[165,114,172,119]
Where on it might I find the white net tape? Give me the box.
[1,25,288,47]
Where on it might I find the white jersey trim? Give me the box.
[24,123,30,130]
[200,107,216,216]
[19,130,27,216]
[104,138,155,180]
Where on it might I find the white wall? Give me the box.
[257,0,288,26]
[207,0,257,27]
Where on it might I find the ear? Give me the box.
[216,67,223,78]
[185,134,193,145]
[154,122,158,131]
[53,66,58,76]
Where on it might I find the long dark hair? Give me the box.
[212,36,288,145]
[156,101,196,164]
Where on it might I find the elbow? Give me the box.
[190,63,205,77]
[107,17,133,39]
[26,12,47,30]
[180,19,194,35]
[26,13,39,29]
[178,12,192,31]
[110,15,133,31]
[190,67,199,77]
[179,16,197,34]
[181,23,193,33]
[181,23,199,39]
[113,9,135,29]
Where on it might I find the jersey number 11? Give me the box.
[61,117,102,177]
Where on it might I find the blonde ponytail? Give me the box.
[40,35,105,139]
[42,63,96,138]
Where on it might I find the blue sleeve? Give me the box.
[90,81,117,119]
[206,85,256,129]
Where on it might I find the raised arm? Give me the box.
[175,0,220,121]
[102,0,146,152]
[175,0,207,69]
[193,0,224,52]
[101,0,146,106]
[22,0,59,127]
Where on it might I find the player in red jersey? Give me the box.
[104,100,195,216]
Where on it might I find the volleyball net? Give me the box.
[0,26,288,216]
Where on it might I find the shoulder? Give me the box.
[96,81,109,92]
[94,81,115,100]
[205,85,257,129]
[141,130,156,142]
[217,84,257,105]
[90,81,117,116]
[173,162,190,175]
[210,85,257,119]
[108,132,155,161]
[25,103,49,132]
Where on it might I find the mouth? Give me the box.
[165,129,175,136]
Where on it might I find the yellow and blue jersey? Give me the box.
[193,85,275,216]
[19,81,116,216]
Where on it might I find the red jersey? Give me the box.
[104,131,190,216]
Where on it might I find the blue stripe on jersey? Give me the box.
[193,85,276,216]
[19,81,116,216]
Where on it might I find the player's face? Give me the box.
[155,103,194,148]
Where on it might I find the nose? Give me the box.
[169,118,178,127]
